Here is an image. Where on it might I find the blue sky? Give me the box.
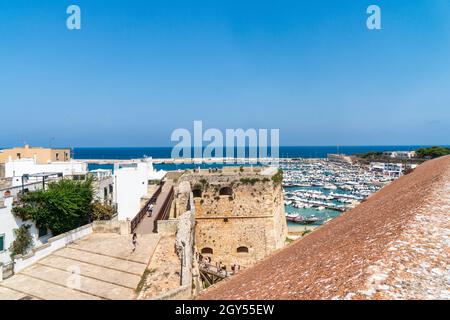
[0,0,449,147]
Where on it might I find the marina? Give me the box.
[280,159,392,228]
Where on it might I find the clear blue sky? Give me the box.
[0,0,449,147]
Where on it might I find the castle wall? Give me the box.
[176,169,287,268]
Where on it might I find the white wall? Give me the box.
[5,158,87,187]
[13,224,92,273]
[144,158,166,181]
[114,162,149,221]
[0,197,51,266]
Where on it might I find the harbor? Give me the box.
[280,158,391,229]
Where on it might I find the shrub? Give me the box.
[9,224,34,259]
[240,178,260,185]
[91,201,115,221]
[271,169,283,184]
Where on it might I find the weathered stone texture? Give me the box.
[175,168,287,268]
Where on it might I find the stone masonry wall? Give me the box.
[176,169,287,268]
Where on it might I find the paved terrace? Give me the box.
[0,233,160,300]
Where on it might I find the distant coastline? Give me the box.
[71,145,436,160]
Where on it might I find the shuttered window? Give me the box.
[0,234,5,252]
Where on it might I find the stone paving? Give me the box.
[0,233,160,300]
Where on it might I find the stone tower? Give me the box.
[174,166,287,268]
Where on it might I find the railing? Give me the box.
[130,183,163,233]
[153,186,174,233]
[199,263,229,279]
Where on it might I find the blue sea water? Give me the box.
[73,145,427,161]
[77,145,430,176]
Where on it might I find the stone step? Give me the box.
[0,285,33,300]
[68,233,160,264]
[21,264,135,300]
[54,247,146,276]
[38,255,141,289]
[0,274,100,300]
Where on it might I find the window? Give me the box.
[16,153,21,159]
[237,246,249,253]
[55,153,59,161]
[192,189,202,198]
[0,234,5,252]
[219,187,232,196]
[201,247,213,255]
[38,226,48,238]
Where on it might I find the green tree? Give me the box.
[9,224,34,259]
[416,146,450,159]
[13,178,94,235]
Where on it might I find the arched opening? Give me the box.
[219,186,232,196]
[192,188,202,198]
[201,247,213,255]
[237,246,249,254]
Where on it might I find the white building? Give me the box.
[370,162,404,177]
[0,196,51,268]
[5,157,87,187]
[114,159,166,221]
[89,169,115,206]
[382,151,416,159]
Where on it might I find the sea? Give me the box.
[73,145,427,175]
[73,145,425,162]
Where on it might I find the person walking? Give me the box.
[148,203,154,217]
[131,233,138,252]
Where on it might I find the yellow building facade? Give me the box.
[0,145,71,164]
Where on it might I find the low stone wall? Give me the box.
[175,210,195,289]
[14,224,93,273]
[92,219,131,235]
[151,284,192,300]
[156,219,179,235]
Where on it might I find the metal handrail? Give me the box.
[130,183,163,233]
[152,186,174,232]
